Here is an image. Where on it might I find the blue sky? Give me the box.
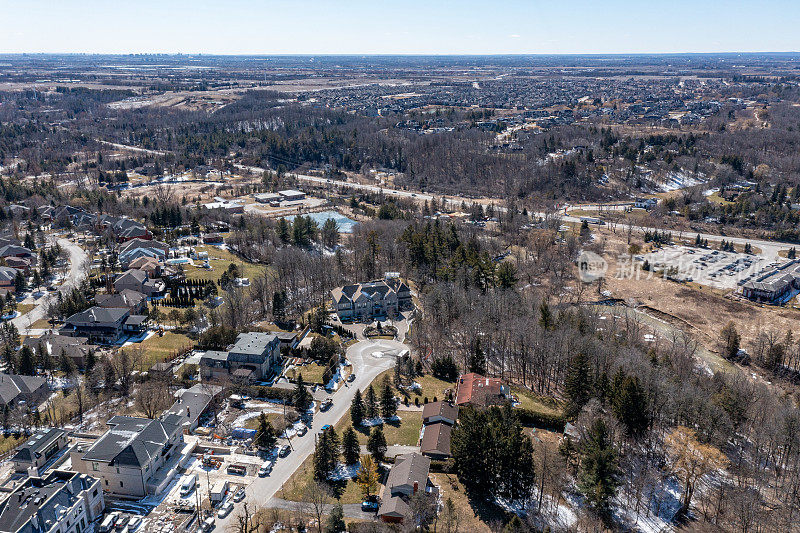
[1,0,798,55]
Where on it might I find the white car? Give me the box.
[217,501,234,518]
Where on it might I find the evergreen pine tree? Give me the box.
[367,425,387,463]
[579,418,620,518]
[380,378,396,420]
[254,413,277,451]
[365,385,378,419]
[18,346,35,376]
[342,426,360,466]
[293,373,312,413]
[325,504,346,533]
[564,353,591,419]
[351,389,365,427]
[612,375,650,438]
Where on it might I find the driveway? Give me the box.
[215,339,407,529]
[12,237,88,335]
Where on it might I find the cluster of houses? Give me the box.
[0,381,222,532]
[0,235,36,296]
[379,373,510,524]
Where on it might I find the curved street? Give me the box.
[216,339,406,530]
[12,237,89,336]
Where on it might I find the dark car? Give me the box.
[361,500,379,512]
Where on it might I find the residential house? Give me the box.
[419,423,452,461]
[0,471,104,533]
[419,402,458,460]
[23,332,98,370]
[330,276,412,322]
[202,233,225,244]
[0,374,48,410]
[421,401,458,426]
[3,256,31,272]
[634,197,658,210]
[62,307,148,344]
[95,289,147,314]
[114,269,164,297]
[71,415,185,498]
[0,267,18,292]
[454,373,509,408]
[127,256,161,277]
[378,453,436,524]
[199,332,281,383]
[164,383,222,433]
[119,238,168,257]
[10,428,68,475]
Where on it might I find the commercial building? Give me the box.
[741,260,800,303]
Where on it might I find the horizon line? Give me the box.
[1,51,800,58]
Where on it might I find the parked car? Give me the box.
[200,517,216,532]
[99,513,119,533]
[127,516,142,531]
[115,515,130,530]
[320,398,333,411]
[296,424,308,436]
[321,424,332,432]
[361,500,379,512]
[233,488,246,502]
[347,373,355,382]
[258,460,273,476]
[217,501,234,518]
[278,445,291,457]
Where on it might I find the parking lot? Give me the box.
[640,245,773,290]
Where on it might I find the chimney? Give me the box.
[413,481,418,494]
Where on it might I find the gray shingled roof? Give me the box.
[12,428,65,464]
[0,374,46,405]
[82,416,180,467]
[65,306,129,327]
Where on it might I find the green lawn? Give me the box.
[286,363,327,385]
[138,332,195,367]
[511,387,563,418]
[279,452,368,505]
[401,374,456,403]
[335,411,423,447]
[183,245,267,283]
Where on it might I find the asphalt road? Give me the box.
[12,237,88,335]
[216,339,405,530]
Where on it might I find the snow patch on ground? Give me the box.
[329,461,360,481]
[362,415,401,427]
[656,171,706,192]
